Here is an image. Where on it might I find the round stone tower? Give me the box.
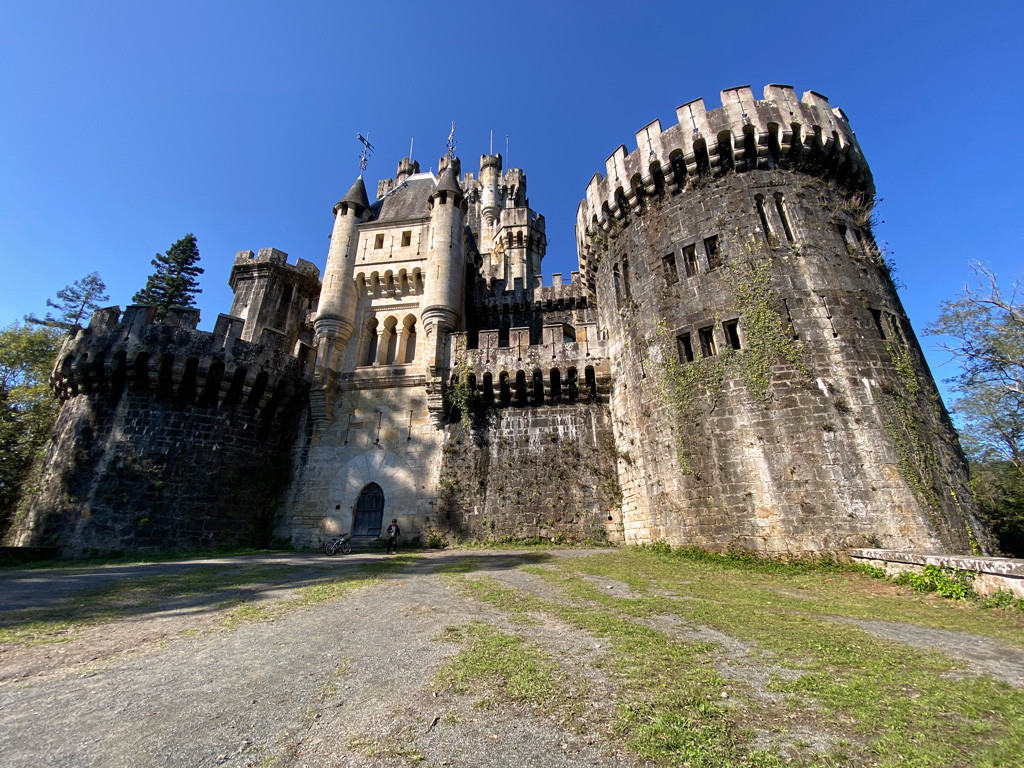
[576,84,989,555]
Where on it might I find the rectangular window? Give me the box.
[870,307,887,339]
[704,235,721,270]
[676,332,694,362]
[401,230,412,247]
[698,325,716,357]
[723,319,741,350]
[683,244,699,277]
[374,233,385,249]
[663,252,678,284]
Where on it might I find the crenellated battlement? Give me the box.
[476,270,587,309]
[50,304,312,416]
[450,329,612,407]
[575,85,873,285]
[232,247,321,281]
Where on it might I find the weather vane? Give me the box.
[446,121,456,160]
[356,132,375,177]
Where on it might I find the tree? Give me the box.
[132,233,204,321]
[928,263,1024,555]
[0,322,62,533]
[928,263,1024,473]
[25,272,109,330]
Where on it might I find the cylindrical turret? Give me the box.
[421,162,466,370]
[479,153,502,224]
[314,177,371,379]
[396,157,420,183]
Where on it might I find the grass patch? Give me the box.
[434,620,585,724]
[444,548,1024,767]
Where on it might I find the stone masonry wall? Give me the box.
[594,169,987,555]
[14,392,297,554]
[435,403,622,543]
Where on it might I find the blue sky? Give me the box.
[2,1,1021,406]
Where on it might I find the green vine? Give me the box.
[729,247,807,402]
[650,320,729,474]
[880,338,941,517]
[447,358,474,433]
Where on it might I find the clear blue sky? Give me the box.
[2,1,1021,406]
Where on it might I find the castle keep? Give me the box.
[12,85,990,557]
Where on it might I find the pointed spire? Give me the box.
[336,176,370,215]
[435,162,463,198]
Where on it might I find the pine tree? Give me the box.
[25,272,109,330]
[133,233,204,321]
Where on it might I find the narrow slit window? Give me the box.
[612,264,622,304]
[374,233,385,249]
[755,194,778,247]
[663,252,678,284]
[621,258,632,299]
[676,332,694,362]
[723,319,741,350]
[704,236,721,270]
[698,325,717,357]
[821,296,838,337]
[774,193,795,244]
[683,244,699,277]
[870,308,887,339]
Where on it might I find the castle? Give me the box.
[11,85,991,557]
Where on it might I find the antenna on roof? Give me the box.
[490,130,493,156]
[356,132,375,178]
[505,133,509,167]
[446,121,457,160]
[409,137,414,159]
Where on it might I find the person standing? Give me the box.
[386,518,400,554]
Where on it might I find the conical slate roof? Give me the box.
[338,177,370,212]
[434,162,463,198]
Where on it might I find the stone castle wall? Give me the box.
[435,403,622,543]
[590,161,984,555]
[11,305,306,555]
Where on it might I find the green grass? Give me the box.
[441,547,1024,767]
[434,620,586,724]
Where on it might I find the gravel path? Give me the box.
[3,550,1023,767]
[0,550,644,768]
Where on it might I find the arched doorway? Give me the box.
[352,482,385,536]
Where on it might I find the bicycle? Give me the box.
[324,534,352,555]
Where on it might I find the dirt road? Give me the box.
[0,550,643,768]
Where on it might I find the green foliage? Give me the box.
[879,337,942,516]
[982,590,1024,612]
[132,233,204,321]
[24,272,109,330]
[971,460,1024,556]
[892,565,976,600]
[0,322,62,532]
[650,249,804,472]
[729,247,806,402]
[447,357,473,432]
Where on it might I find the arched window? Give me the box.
[532,369,544,405]
[550,368,562,404]
[515,371,528,406]
[402,316,417,363]
[363,317,379,366]
[352,483,385,537]
[384,316,398,364]
[483,372,494,406]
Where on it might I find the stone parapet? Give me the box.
[849,549,1024,598]
[51,305,311,415]
[576,84,873,287]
